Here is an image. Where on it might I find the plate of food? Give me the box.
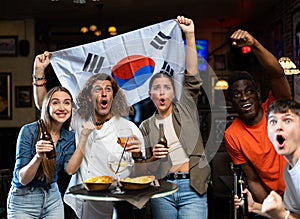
[120,175,155,190]
[83,176,113,191]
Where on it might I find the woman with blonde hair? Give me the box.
[7,86,93,219]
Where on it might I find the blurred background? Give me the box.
[0,0,299,218]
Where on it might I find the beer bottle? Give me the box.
[38,119,56,159]
[158,123,168,148]
[239,174,248,216]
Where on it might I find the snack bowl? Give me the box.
[120,175,155,190]
[83,176,113,191]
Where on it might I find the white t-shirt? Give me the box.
[155,114,189,166]
[64,112,144,218]
[284,159,300,214]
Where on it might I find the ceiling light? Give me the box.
[279,57,300,75]
[80,26,88,34]
[108,26,117,36]
[80,24,117,37]
[94,30,101,36]
[89,25,97,32]
[108,26,116,33]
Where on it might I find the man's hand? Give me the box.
[230,29,257,47]
[234,189,256,212]
[261,191,286,219]
[125,134,142,153]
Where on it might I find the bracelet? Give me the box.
[132,152,143,161]
[285,210,290,219]
[33,74,45,81]
[32,79,47,87]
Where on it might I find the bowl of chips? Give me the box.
[83,176,113,191]
[120,175,155,190]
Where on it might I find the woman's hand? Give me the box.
[33,51,51,77]
[176,15,194,35]
[152,143,169,159]
[81,121,95,137]
[35,139,54,159]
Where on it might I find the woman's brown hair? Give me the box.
[37,86,73,183]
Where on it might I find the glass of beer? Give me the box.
[117,128,132,148]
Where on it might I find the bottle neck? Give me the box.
[39,119,52,141]
[159,124,164,137]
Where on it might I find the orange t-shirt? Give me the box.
[224,93,286,195]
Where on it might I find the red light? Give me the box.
[242,46,251,54]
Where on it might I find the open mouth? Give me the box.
[101,100,108,106]
[241,103,252,110]
[276,135,285,148]
[159,98,166,105]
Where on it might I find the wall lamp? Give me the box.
[214,79,229,90]
[279,57,300,75]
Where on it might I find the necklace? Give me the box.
[95,118,110,126]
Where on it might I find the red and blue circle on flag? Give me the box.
[112,55,155,91]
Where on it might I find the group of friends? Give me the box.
[5,15,300,219]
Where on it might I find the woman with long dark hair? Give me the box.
[139,16,211,219]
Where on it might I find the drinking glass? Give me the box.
[107,152,133,194]
[117,128,132,148]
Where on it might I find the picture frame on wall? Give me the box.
[293,9,300,103]
[214,54,226,70]
[293,9,300,70]
[15,86,32,108]
[294,74,300,104]
[0,36,17,56]
[0,72,12,119]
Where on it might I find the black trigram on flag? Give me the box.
[150,31,171,50]
[160,61,174,77]
[82,53,105,73]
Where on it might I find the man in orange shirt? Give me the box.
[224,29,291,210]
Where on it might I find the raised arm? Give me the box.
[176,16,198,76]
[33,51,51,110]
[230,29,292,100]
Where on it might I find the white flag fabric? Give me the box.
[50,19,185,106]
